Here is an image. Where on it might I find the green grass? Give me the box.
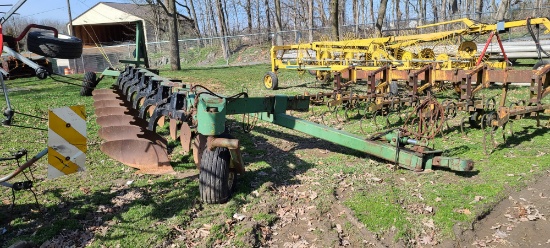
[1,62,550,246]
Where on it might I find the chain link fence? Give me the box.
[60,7,550,74]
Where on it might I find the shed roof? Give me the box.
[72,2,192,26]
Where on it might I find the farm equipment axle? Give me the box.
[93,66,473,203]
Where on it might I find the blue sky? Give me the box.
[2,0,132,22]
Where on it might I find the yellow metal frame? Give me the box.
[269,17,550,82]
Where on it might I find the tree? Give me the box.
[215,0,230,59]
[165,0,180,70]
[245,0,253,33]
[330,0,339,40]
[308,0,314,42]
[186,0,202,40]
[274,0,283,45]
[494,0,510,20]
[376,0,389,37]
[475,0,483,20]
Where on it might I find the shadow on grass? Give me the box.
[0,172,200,247]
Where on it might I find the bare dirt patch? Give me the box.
[455,170,550,247]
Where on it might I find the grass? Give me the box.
[1,61,550,246]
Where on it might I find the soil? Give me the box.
[455,170,550,248]
[222,168,550,248]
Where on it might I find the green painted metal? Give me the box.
[258,112,472,171]
[101,68,121,77]
[193,92,473,172]
[101,20,149,78]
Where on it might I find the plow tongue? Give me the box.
[100,139,174,174]
[98,125,167,148]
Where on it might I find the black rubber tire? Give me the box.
[27,31,83,59]
[84,71,98,86]
[533,60,549,70]
[199,146,235,204]
[80,80,93,96]
[264,71,279,90]
[389,81,399,96]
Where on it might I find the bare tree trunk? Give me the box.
[207,0,218,36]
[165,0,180,70]
[187,0,202,43]
[441,0,447,21]
[330,0,339,40]
[274,0,283,45]
[308,0,314,42]
[451,0,458,17]
[318,0,328,26]
[256,0,261,33]
[432,0,438,24]
[494,0,510,20]
[222,0,230,34]
[246,0,252,33]
[405,0,410,24]
[265,0,272,39]
[353,0,358,34]
[533,0,542,16]
[418,0,425,25]
[369,0,375,26]
[215,0,229,59]
[376,0,389,36]
[395,0,401,30]
[475,0,483,20]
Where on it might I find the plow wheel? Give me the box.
[264,71,279,90]
[199,134,236,204]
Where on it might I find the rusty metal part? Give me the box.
[192,134,207,168]
[169,118,178,140]
[95,107,138,117]
[180,122,192,154]
[92,93,125,101]
[92,89,120,95]
[98,125,167,149]
[206,136,245,174]
[100,139,174,174]
[93,100,126,109]
[96,115,148,128]
[403,97,445,140]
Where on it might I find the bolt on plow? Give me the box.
[92,66,473,204]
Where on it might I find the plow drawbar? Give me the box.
[92,66,473,203]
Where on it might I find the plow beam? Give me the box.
[258,112,473,172]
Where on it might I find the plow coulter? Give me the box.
[93,66,473,204]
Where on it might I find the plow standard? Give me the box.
[92,66,473,203]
